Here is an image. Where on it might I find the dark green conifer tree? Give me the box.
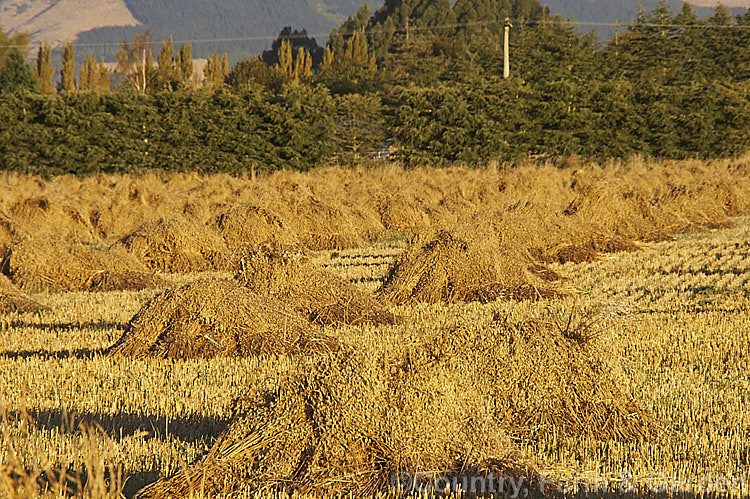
[0,47,38,94]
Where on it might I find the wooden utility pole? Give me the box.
[503,18,512,79]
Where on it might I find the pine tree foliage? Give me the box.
[0,47,38,94]
[0,28,31,70]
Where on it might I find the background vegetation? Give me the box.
[1,0,750,173]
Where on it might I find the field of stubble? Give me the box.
[1,160,750,498]
[1,218,749,498]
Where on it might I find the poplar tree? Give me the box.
[60,41,76,91]
[35,41,55,94]
[98,58,111,93]
[328,4,372,57]
[204,52,217,85]
[157,34,176,83]
[324,29,378,73]
[78,55,109,92]
[293,47,313,79]
[277,40,294,77]
[221,52,229,78]
[79,55,96,90]
[177,42,194,87]
[321,45,335,69]
[203,51,228,86]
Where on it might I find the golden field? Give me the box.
[0,157,749,498]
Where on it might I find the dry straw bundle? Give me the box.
[108,277,339,359]
[7,236,162,293]
[434,204,638,265]
[0,274,43,313]
[235,248,396,326]
[437,310,655,442]
[647,162,740,232]
[564,181,670,243]
[0,214,16,254]
[563,162,741,242]
[281,197,375,250]
[377,222,562,305]
[135,348,534,497]
[5,196,102,244]
[238,247,397,326]
[135,308,653,498]
[497,207,638,264]
[209,204,299,252]
[266,167,388,249]
[118,216,230,273]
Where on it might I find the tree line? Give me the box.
[1,0,749,174]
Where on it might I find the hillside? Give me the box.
[0,0,139,48]
[541,0,747,40]
[1,0,382,62]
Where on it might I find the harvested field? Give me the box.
[6,235,163,293]
[0,214,16,259]
[564,161,742,242]
[235,247,396,325]
[108,277,339,359]
[494,208,639,264]
[0,160,749,498]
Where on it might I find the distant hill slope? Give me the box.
[1,0,381,62]
[70,0,383,63]
[0,0,139,48]
[541,0,747,40]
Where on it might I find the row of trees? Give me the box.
[0,30,201,94]
[1,0,749,173]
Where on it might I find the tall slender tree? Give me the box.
[156,34,177,89]
[293,47,313,79]
[97,58,111,93]
[79,55,96,90]
[79,55,109,92]
[221,52,229,78]
[35,41,55,94]
[277,39,294,77]
[177,42,194,87]
[60,41,76,91]
[203,51,228,86]
[328,4,372,57]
